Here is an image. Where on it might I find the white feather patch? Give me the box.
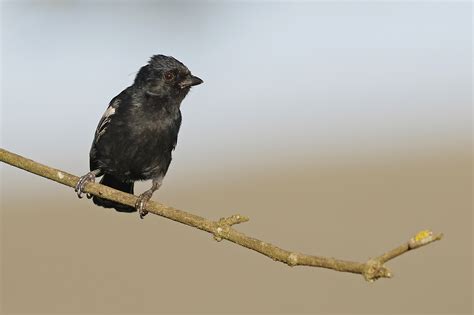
[104,106,116,117]
[95,103,118,141]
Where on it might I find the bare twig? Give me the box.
[0,148,443,282]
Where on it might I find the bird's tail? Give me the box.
[92,174,136,212]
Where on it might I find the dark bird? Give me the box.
[75,55,203,218]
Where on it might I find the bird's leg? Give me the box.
[75,169,101,199]
[136,177,162,219]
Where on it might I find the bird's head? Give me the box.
[134,54,203,102]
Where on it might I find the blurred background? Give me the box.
[1,0,472,313]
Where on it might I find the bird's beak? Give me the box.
[179,75,203,89]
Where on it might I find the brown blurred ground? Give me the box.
[1,147,472,314]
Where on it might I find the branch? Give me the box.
[0,148,443,282]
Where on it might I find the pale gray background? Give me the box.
[1,0,472,314]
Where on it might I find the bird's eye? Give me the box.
[164,71,174,81]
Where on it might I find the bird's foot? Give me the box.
[136,190,153,219]
[75,171,97,198]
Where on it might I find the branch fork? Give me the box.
[213,214,249,241]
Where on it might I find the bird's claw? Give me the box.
[136,191,152,219]
[75,172,96,198]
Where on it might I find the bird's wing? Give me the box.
[94,98,121,143]
[171,111,182,151]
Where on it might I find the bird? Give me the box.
[75,54,203,218]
